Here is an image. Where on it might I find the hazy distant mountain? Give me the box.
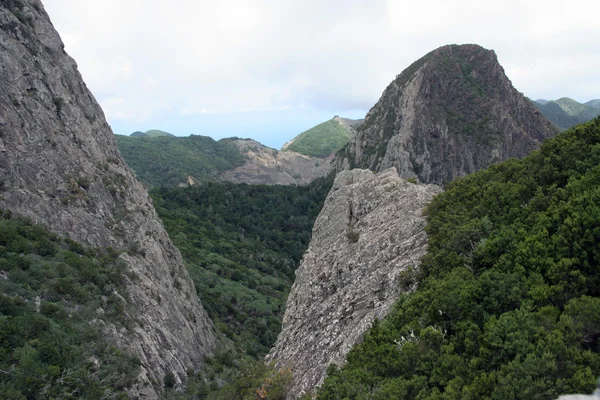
[129,129,175,137]
[533,98,600,130]
[585,99,600,109]
[535,99,549,105]
[282,116,361,158]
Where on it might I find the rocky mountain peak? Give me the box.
[0,1,215,397]
[267,168,441,398]
[336,44,557,185]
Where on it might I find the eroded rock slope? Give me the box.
[219,139,331,185]
[267,168,440,398]
[0,1,215,397]
[336,44,557,185]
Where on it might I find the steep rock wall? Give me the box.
[0,1,215,397]
[267,168,440,398]
[336,44,557,185]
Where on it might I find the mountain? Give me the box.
[533,98,600,130]
[0,1,215,398]
[535,99,549,105]
[586,99,600,109]
[219,138,331,185]
[128,129,175,137]
[335,44,557,185]
[282,117,361,158]
[116,133,333,188]
[115,134,247,187]
[267,169,440,398]
[317,117,600,399]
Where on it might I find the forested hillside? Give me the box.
[115,135,245,187]
[283,118,354,158]
[150,177,332,358]
[318,118,600,399]
[0,211,139,399]
[534,98,600,131]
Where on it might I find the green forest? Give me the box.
[150,177,332,359]
[0,211,139,399]
[317,118,600,399]
[115,135,246,187]
[284,119,353,158]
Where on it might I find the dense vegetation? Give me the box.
[284,118,353,158]
[318,118,600,399]
[0,210,139,399]
[115,135,245,187]
[534,98,600,131]
[151,177,332,359]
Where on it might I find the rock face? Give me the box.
[266,168,441,398]
[219,139,332,185]
[336,44,557,185]
[0,1,215,397]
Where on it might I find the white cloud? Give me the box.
[42,0,600,130]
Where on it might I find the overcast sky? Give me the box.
[43,0,600,148]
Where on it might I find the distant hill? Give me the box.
[129,129,175,137]
[115,134,246,187]
[533,98,600,130]
[282,117,361,158]
[115,134,331,187]
[585,99,600,109]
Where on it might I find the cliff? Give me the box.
[0,0,215,397]
[219,139,332,185]
[266,168,440,398]
[336,44,557,185]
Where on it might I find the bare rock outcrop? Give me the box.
[0,1,215,397]
[336,44,557,185]
[219,139,331,185]
[267,168,441,398]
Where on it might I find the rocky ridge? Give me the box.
[219,138,332,185]
[267,168,441,398]
[0,1,215,397]
[336,44,557,185]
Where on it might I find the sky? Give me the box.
[43,0,600,149]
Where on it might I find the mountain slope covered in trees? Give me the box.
[533,98,600,131]
[317,118,600,399]
[0,211,140,399]
[150,177,332,359]
[283,117,358,158]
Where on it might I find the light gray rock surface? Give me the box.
[220,139,332,185]
[335,44,557,185]
[266,168,441,399]
[0,1,215,397]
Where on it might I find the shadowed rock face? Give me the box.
[267,168,441,399]
[336,44,557,185]
[0,1,215,397]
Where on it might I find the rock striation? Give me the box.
[0,1,215,397]
[267,168,441,398]
[219,138,332,185]
[336,44,557,185]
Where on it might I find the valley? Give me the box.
[0,1,599,399]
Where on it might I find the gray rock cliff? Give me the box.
[219,139,332,185]
[0,0,215,397]
[336,44,557,185]
[266,168,441,398]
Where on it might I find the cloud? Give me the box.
[42,0,600,130]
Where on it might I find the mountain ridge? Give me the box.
[335,44,557,185]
